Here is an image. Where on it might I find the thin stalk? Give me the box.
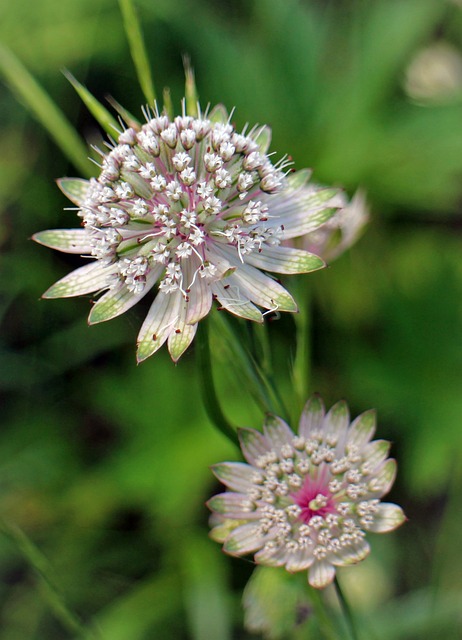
[0,519,101,639]
[196,318,239,447]
[307,587,340,640]
[334,576,360,640]
[292,278,312,417]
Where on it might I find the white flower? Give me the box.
[33,104,340,362]
[208,396,405,589]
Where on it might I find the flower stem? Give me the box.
[196,318,239,447]
[334,576,360,640]
[0,518,101,639]
[292,278,312,417]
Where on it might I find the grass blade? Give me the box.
[118,0,156,105]
[0,43,92,177]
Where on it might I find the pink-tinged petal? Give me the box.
[308,561,336,589]
[238,427,271,465]
[136,290,182,362]
[331,539,370,566]
[213,244,297,312]
[57,178,90,206]
[211,462,262,492]
[33,229,92,254]
[252,125,272,154]
[88,266,161,324]
[298,395,325,439]
[227,261,297,312]
[166,294,198,361]
[223,522,265,555]
[182,256,213,324]
[207,493,260,520]
[367,503,406,533]
[347,410,376,450]
[285,549,315,572]
[361,440,391,472]
[263,415,294,451]
[271,187,341,240]
[167,320,197,362]
[212,278,263,322]
[209,104,229,124]
[322,400,349,446]
[209,519,243,543]
[366,459,397,498]
[255,546,287,568]
[244,245,325,275]
[285,168,312,190]
[43,261,114,298]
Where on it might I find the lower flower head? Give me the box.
[208,396,405,589]
[34,103,341,362]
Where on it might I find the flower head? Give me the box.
[208,396,405,589]
[34,104,340,361]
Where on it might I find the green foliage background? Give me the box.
[1,0,462,638]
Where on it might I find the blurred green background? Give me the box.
[1,0,462,638]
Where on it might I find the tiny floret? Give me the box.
[207,396,405,589]
[34,103,341,362]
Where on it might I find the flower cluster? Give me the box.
[34,104,342,362]
[208,396,405,589]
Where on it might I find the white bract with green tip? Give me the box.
[34,104,341,362]
[208,396,405,589]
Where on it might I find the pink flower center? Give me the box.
[292,476,336,524]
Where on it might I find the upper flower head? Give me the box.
[34,103,340,362]
[208,396,405,589]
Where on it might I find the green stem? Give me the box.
[293,278,312,417]
[196,318,239,447]
[334,576,360,640]
[0,519,101,639]
[306,587,340,640]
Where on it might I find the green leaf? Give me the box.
[63,70,120,137]
[118,0,156,105]
[0,43,92,177]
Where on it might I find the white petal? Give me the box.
[238,428,271,465]
[362,440,391,472]
[207,493,260,519]
[331,539,370,566]
[299,395,325,439]
[167,318,197,362]
[57,178,90,206]
[347,410,376,449]
[254,545,287,567]
[270,186,341,239]
[322,400,349,447]
[223,522,265,555]
[212,278,263,322]
[214,245,297,311]
[244,245,325,275]
[182,255,213,324]
[263,415,294,451]
[366,459,397,498]
[285,549,315,572]
[367,503,405,533]
[136,290,182,362]
[211,462,262,492]
[33,229,92,254]
[308,561,336,589]
[43,261,114,298]
[88,266,161,324]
